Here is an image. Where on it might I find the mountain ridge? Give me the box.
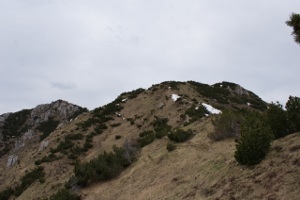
[0,80,299,200]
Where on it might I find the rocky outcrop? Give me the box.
[30,100,81,125]
[39,140,49,151]
[233,85,249,95]
[14,130,34,150]
[7,154,18,167]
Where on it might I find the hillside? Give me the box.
[0,81,299,200]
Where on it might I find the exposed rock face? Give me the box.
[39,140,49,151]
[234,85,249,95]
[30,100,81,125]
[7,154,18,167]
[14,130,34,150]
[225,84,250,96]
[0,113,11,123]
[0,100,86,163]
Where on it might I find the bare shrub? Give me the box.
[210,109,243,141]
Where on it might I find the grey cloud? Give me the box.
[51,82,77,90]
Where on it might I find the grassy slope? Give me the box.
[82,128,300,200]
[0,82,298,199]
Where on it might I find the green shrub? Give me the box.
[167,129,193,142]
[185,104,208,123]
[71,145,135,187]
[0,187,14,200]
[266,102,291,139]
[94,123,107,133]
[138,131,155,147]
[286,96,300,132]
[166,143,176,151]
[37,118,60,141]
[234,112,273,165]
[35,153,62,165]
[68,153,78,160]
[51,139,74,153]
[120,88,145,99]
[14,166,45,197]
[188,81,230,104]
[46,188,81,200]
[65,133,84,141]
[68,107,88,121]
[2,109,32,140]
[151,118,172,139]
[115,135,122,140]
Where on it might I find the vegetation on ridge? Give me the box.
[1,78,300,199]
[286,13,300,45]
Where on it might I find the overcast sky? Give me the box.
[1,0,300,114]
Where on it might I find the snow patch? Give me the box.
[171,94,180,102]
[202,103,222,114]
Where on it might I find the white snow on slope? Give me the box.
[202,103,222,114]
[171,94,180,102]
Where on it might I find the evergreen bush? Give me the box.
[266,102,291,138]
[286,96,300,132]
[234,112,273,165]
[166,143,176,151]
[167,129,193,142]
[138,131,155,147]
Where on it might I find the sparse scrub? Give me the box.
[38,118,60,141]
[188,81,230,104]
[166,142,176,151]
[185,104,208,123]
[67,107,88,121]
[188,81,267,110]
[127,118,135,125]
[14,166,45,197]
[151,117,171,139]
[2,109,32,140]
[161,81,184,90]
[35,153,62,165]
[121,88,145,99]
[45,188,81,200]
[167,129,193,142]
[138,131,155,147]
[70,145,136,187]
[210,109,243,141]
[65,133,84,141]
[50,139,74,153]
[94,123,107,133]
